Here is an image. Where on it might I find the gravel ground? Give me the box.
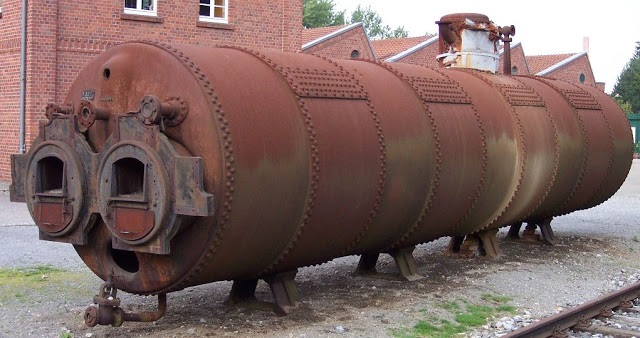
[1,160,639,338]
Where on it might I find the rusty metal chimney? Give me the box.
[499,25,516,75]
[435,13,501,73]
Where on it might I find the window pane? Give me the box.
[200,0,211,4]
[199,5,210,16]
[214,6,224,18]
[124,0,136,9]
[142,0,152,10]
[214,0,224,6]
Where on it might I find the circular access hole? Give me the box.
[103,68,111,80]
[109,246,140,273]
[81,106,92,120]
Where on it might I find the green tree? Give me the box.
[303,0,345,29]
[612,42,640,114]
[349,5,408,40]
[613,95,633,115]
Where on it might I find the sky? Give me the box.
[331,0,640,93]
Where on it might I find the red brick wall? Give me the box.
[0,0,26,179]
[303,26,375,60]
[0,0,302,182]
[543,55,597,87]
[25,0,58,158]
[395,42,439,68]
[499,44,530,75]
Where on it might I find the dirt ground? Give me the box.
[2,231,639,338]
[2,160,639,338]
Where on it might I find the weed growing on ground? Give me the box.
[392,294,517,338]
[0,265,90,303]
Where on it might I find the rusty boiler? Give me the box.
[10,13,632,326]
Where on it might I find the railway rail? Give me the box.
[505,281,640,337]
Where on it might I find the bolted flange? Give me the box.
[138,95,188,126]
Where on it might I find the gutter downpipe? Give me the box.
[19,0,27,154]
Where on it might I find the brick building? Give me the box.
[372,35,438,65]
[301,23,375,60]
[527,52,605,91]
[0,0,302,182]
[499,42,529,75]
[303,23,605,93]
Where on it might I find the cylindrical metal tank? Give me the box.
[11,40,633,299]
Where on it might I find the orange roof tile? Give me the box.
[526,53,575,74]
[301,25,349,45]
[371,36,434,60]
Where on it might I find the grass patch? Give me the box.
[481,293,512,304]
[411,320,464,338]
[0,265,63,279]
[392,294,517,338]
[437,301,460,312]
[633,235,640,243]
[0,265,91,304]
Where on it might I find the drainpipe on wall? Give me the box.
[19,0,27,154]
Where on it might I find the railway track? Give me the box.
[504,281,640,337]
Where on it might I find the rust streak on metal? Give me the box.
[7,12,633,326]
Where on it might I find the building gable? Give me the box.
[302,23,376,60]
[499,42,530,75]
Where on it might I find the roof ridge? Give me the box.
[535,52,587,75]
[301,23,362,49]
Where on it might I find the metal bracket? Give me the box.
[446,228,502,258]
[225,270,299,315]
[353,246,422,281]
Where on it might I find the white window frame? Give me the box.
[124,0,157,17]
[199,0,228,24]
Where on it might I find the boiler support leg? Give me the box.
[224,279,259,305]
[477,228,502,258]
[447,235,480,257]
[538,218,559,245]
[447,229,501,258]
[506,222,523,240]
[264,270,298,315]
[446,235,466,255]
[353,247,422,281]
[225,273,298,315]
[521,222,539,242]
[389,246,422,281]
[353,253,380,276]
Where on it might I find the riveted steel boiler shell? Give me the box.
[55,42,632,295]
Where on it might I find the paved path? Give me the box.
[0,190,35,227]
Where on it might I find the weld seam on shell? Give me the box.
[207,46,320,275]
[511,77,560,222]
[376,63,443,250]
[433,69,491,236]
[474,71,526,233]
[312,58,389,259]
[241,50,322,275]
[340,98,387,256]
[141,41,236,291]
[534,77,589,217]
[568,83,615,210]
